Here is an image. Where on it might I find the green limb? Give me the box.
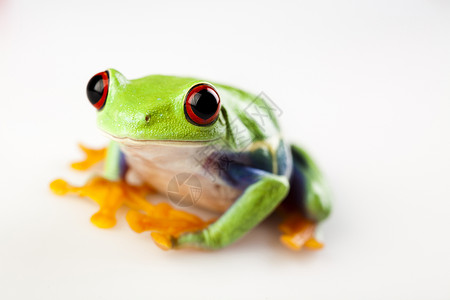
[175,173,289,250]
[103,141,122,181]
[290,144,331,222]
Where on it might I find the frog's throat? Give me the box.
[101,131,221,146]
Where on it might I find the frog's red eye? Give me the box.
[184,84,221,126]
[86,70,109,110]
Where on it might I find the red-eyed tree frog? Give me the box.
[50,69,331,251]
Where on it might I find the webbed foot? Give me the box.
[126,207,213,250]
[50,176,211,248]
[278,212,324,251]
[50,177,152,228]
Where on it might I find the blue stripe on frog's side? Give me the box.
[208,139,292,191]
[220,163,269,190]
[119,151,128,179]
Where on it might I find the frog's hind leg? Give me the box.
[171,165,290,250]
[278,144,332,250]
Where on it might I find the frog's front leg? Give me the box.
[51,141,136,228]
[51,142,211,237]
[172,165,290,250]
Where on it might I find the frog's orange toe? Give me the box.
[279,212,323,251]
[91,212,117,229]
[280,234,302,251]
[71,144,107,171]
[304,237,324,250]
[151,232,173,250]
[280,234,324,251]
[50,179,70,195]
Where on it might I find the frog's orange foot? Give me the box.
[278,212,324,251]
[50,177,123,228]
[71,144,107,171]
[150,232,174,250]
[126,205,213,250]
[50,175,210,249]
[50,176,151,229]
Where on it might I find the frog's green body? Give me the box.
[94,69,330,250]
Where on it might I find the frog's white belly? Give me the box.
[118,140,242,213]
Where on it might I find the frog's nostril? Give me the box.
[145,114,151,123]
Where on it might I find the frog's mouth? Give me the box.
[102,132,221,147]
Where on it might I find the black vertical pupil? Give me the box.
[86,74,105,105]
[190,89,218,119]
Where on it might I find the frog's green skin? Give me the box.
[98,69,331,250]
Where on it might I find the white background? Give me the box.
[1,0,450,299]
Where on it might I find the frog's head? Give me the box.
[86,69,225,143]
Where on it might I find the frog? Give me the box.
[50,69,331,251]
